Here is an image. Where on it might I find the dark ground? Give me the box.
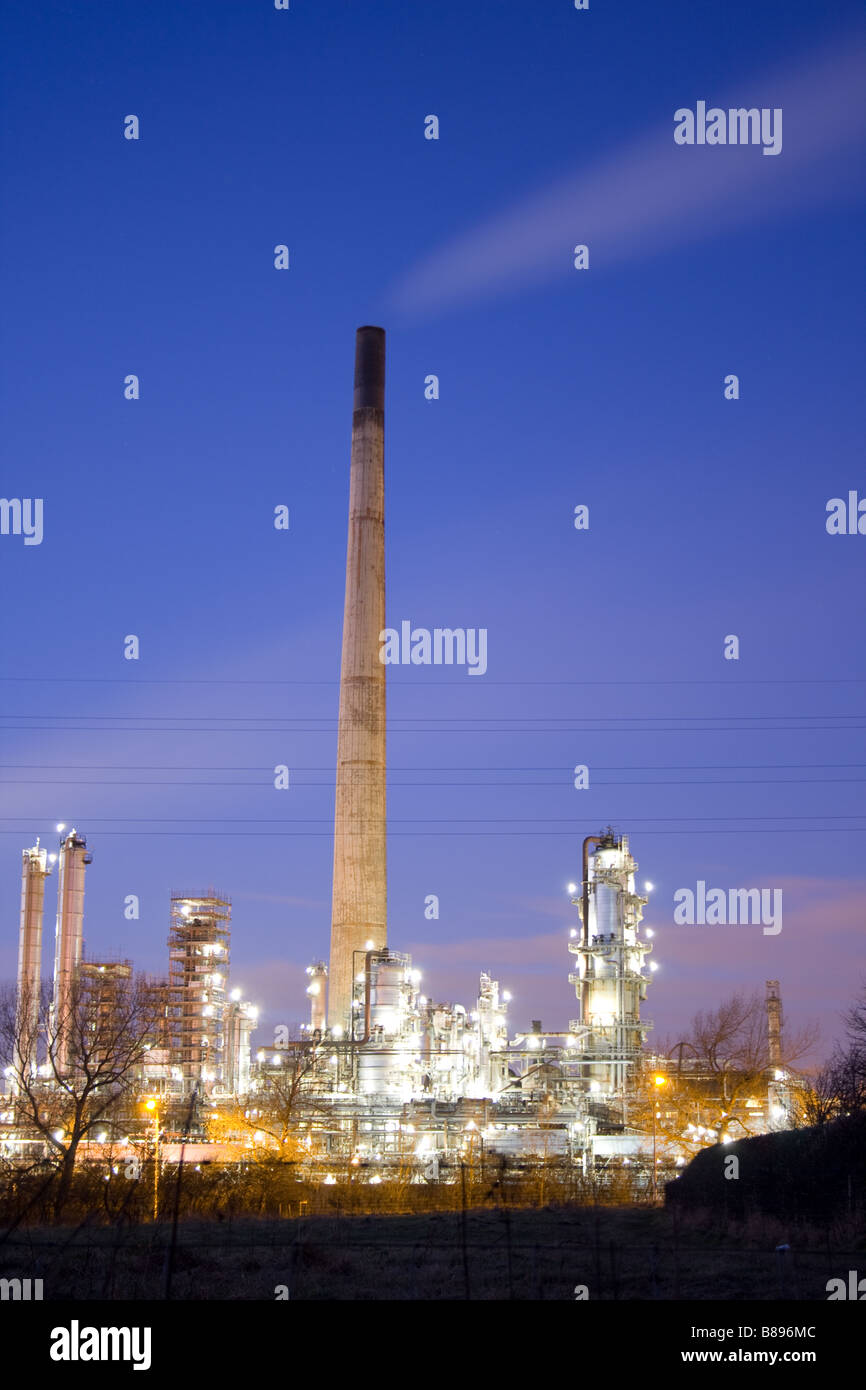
[1,1204,861,1300]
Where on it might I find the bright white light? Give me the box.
[645,928,654,938]
[502,990,512,1002]
[306,981,320,996]
[419,995,427,1007]
[48,853,57,864]
[569,928,577,938]
[645,881,654,893]
[356,973,365,983]
[567,883,577,894]
[272,1054,281,1066]
[649,961,659,972]
[410,969,422,984]
[53,1129,64,1141]
[771,1104,785,1119]
[230,989,241,1002]
[364,939,374,950]
[323,1174,337,1186]
[332,1025,343,1039]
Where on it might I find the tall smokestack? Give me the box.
[16,842,52,1078]
[328,327,387,1029]
[51,829,91,1072]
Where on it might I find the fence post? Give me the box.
[460,1163,471,1300]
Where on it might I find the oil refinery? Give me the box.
[1,328,793,1182]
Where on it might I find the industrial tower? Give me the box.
[569,829,653,1095]
[50,829,92,1073]
[328,326,388,1028]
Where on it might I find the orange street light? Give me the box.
[651,1075,667,1200]
[143,1097,160,1219]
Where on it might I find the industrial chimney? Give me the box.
[16,842,52,1078]
[327,327,387,1029]
[50,829,91,1072]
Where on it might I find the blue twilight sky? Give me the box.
[1,0,864,1064]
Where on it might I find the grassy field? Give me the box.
[1,1204,861,1300]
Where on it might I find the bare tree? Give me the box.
[650,988,819,1146]
[212,1036,326,1159]
[804,979,866,1121]
[0,975,161,1220]
[841,980,866,1046]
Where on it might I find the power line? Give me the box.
[1,776,864,787]
[1,762,864,771]
[0,814,862,824]
[0,827,861,837]
[0,676,863,686]
[0,724,863,735]
[1,712,863,722]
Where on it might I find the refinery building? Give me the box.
[2,329,792,1178]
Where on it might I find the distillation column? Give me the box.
[51,829,91,1073]
[569,829,652,1094]
[16,843,52,1078]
